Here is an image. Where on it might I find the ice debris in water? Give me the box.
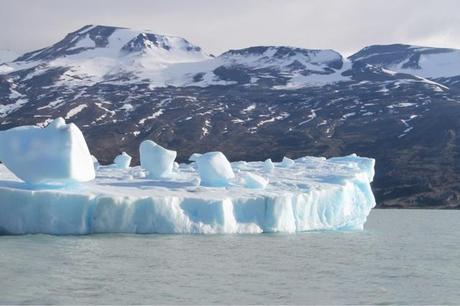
[0,117,95,184]
[195,151,235,187]
[139,140,177,179]
[113,152,132,169]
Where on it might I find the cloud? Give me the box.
[0,0,459,56]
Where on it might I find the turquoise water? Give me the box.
[0,210,459,304]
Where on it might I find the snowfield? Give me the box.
[0,154,376,235]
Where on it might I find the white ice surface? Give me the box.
[0,154,376,234]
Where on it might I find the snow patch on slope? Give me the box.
[65,104,88,119]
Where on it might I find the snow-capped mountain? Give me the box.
[350,44,460,88]
[17,25,207,62]
[1,25,460,208]
[2,25,442,90]
[203,46,351,88]
[3,25,211,87]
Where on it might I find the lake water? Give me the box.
[0,209,459,304]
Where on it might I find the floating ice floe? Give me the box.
[0,117,95,184]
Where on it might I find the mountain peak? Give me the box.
[221,46,344,69]
[15,25,207,62]
[350,43,460,78]
[120,32,203,54]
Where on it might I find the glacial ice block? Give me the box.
[196,152,235,187]
[0,154,376,235]
[240,172,269,189]
[113,152,132,169]
[139,140,177,179]
[188,153,202,162]
[281,156,295,168]
[91,155,100,170]
[0,118,95,184]
[264,158,275,173]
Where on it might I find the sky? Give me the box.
[1,0,459,56]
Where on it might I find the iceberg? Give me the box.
[0,117,95,184]
[0,154,376,235]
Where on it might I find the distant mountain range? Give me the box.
[1,24,460,208]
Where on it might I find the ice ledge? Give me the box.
[0,154,376,234]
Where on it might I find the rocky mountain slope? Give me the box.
[1,25,460,208]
